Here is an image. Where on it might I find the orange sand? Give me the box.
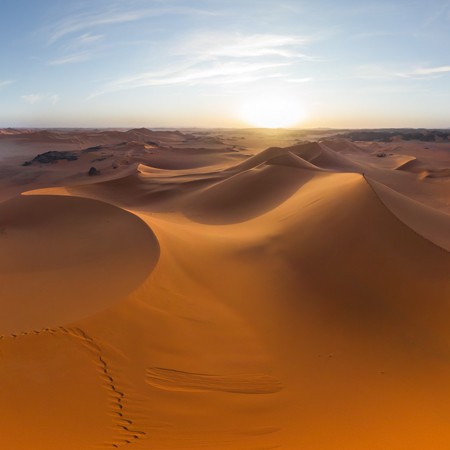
[0,128,449,449]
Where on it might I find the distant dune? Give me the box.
[0,128,449,449]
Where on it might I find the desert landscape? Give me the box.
[0,127,449,449]
[2,0,450,448]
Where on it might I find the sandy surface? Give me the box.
[0,128,449,449]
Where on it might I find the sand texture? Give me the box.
[0,128,449,449]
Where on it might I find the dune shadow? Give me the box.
[183,163,318,225]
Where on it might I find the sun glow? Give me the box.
[239,94,307,128]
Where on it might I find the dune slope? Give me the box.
[0,195,159,334]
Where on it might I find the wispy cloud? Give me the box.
[397,65,450,78]
[48,9,151,45]
[76,33,104,46]
[91,61,290,97]
[90,30,314,97]
[48,31,103,65]
[0,80,14,89]
[413,65,450,75]
[285,77,313,83]
[21,93,60,105]
[21,94,42,105]
[180,33,311,59]
[45,4,218,66]
[49,51,93,65]
[47,6,217,45]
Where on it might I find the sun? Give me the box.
[239,94,307,128]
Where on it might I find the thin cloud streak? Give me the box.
[397,65,450,77]
[90,61,291,98]
[49,51,93,65]
[21,93,60,105]
[414,66,450,75]
[285,77,313,83]
[48,10,146,44]
[89,30,315,98]
[180,33,311,59]
[47,6,218,45]
[74,33,105,46]
[351,64,450,81]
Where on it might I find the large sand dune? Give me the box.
[0,128,449,449]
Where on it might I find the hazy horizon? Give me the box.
[3,126,450,131]
[2,0,450,128]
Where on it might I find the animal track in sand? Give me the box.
[0,326,146,448]
[146,367,283,394]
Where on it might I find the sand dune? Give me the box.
[266,151,325,171]
[185,162,320,224]
[0,194,159,334]
[366,177,450,251]
[0,128,449,449]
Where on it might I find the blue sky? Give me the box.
[1,0,449,128]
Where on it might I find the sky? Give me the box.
[1,0,450,128]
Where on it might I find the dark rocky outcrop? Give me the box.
[337,130,450,142]
[22,151,78,166]
[88,166,100,176]
[82,145,103,153]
